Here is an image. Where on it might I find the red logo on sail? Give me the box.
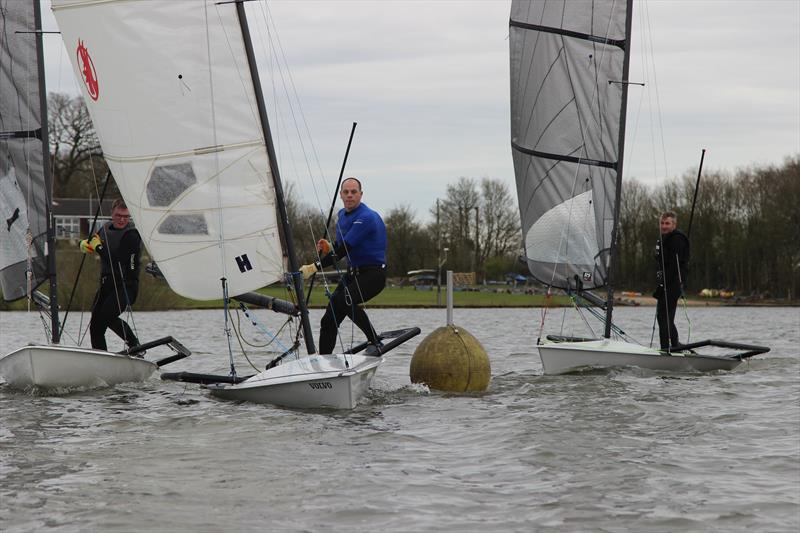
[76,39,99,101]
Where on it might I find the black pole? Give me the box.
[686,148,706,239]
[305,121,357,305]
[234,0,316,354]
[59,171,112,339]
[33,1,60,343]
[603,0,634,339]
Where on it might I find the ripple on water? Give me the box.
[0,307,798,531]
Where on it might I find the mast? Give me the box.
[234,0,316,354]
[34,0,60,343]
[603,0,634,338]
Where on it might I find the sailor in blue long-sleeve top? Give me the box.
[300,177,387,355]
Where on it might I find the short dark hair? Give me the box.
[661,211,677,222]
[341,177,362,191]
[112,198,127,211]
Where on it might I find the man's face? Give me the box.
[340,179,362,212]
[660,216,676,235]
[112,207,131,229]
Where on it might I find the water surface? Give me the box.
[1,306,798,531]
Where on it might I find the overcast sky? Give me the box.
[42,0,799,221]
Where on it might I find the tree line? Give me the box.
[49,93,798,299]
[617,156,799,300]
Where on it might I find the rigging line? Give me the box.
[256,2,331,208]
[235,304,292,350]
[256,4,328,215]
[229,308,261,372]
[656,226,673,350]
[308,233,351,355]
[569,295,597,339]
[337,237,377,350]
[638,2,659,180]
[206,1,227,287]
[641,0,669,178]
[305,122,358,306]
[118,263,138,346]
[59,170,111,339]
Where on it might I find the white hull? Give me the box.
[538,339,742,375]
[207,353,383,409]
[0,345,157,389]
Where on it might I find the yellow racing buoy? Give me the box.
[410,325,490,392]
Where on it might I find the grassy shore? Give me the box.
[1,243,792,311]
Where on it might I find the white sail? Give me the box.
[51,0,284,300]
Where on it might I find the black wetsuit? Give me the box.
[653,229,690,350]
[89,221,142,351]
[318,203,387,355]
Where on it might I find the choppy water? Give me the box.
[1,305,798,532]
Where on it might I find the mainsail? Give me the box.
[509,0,630,292]
[0,0,51,301]
[52,0,285,300]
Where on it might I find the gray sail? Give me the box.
[0,0,50,301]
[510,0,630,291]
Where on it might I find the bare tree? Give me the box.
[47,92,109,197]
[479,178,519,261]
[430,177,480,272]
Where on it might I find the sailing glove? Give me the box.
[79,234,103,254]
[317,239,332,256]
[299,262,319,280]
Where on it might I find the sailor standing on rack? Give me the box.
[299,177,387,355]
[80,198,143,353]
[653,210,690,351]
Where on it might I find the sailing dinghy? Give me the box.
[52,0,419,408]
[0,0,190,389]
[508,0,769,374]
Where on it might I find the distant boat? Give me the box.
[0,0,189,389]
[508,0,768,374]
[51,0,418,408]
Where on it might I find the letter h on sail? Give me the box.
[235,254,252,273]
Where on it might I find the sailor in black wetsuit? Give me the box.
[299,177,387,355]
[653,211,690,351]
[80,198,142,353]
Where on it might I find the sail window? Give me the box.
[157,214,208,235]
[147,163,196,207]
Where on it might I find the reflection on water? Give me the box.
[1,306,798,531]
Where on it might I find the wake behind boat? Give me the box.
[508,0,770,374]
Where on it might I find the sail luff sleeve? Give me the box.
[510,0,628,291]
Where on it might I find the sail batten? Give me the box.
[510,0,629,291]
[509,19,626,49]
[52,0,285,301]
